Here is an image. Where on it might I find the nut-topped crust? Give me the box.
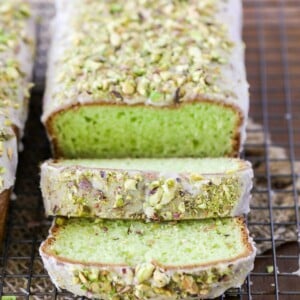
[40,158,253,220]
[0,0,35,136]
[0,0,34,196]
[42,0,249,154]
[43,0,247,112]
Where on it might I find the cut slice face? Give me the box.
[40,217,256,299]
[40,158,253,220]
[47,102,242,158]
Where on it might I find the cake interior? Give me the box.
[54,157,244,174]
[48,218,248,266]
[49,102,240,158]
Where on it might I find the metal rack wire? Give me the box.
[0,0,299,299]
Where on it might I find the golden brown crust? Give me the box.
[41,217,255,270]
[44,99,243,158]
[0,189,11,244]
[12,124,19,140]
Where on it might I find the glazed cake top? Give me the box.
[0,0,35,132]
[0,113,17,194]
[43,0,248,120]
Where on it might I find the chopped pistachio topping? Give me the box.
[51,0,238,107]
[71,264,236,298]
[0,129,13,142]
[114,195,125,208]
[136,263,155,283]
[46,166,244,220]
[0,1,33,113]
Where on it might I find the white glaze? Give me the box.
[0,114,18,194]
[40,158,253,219]
[0,0,35,195]
[0,5,35,137]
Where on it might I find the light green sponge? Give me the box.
[46,103,241,158]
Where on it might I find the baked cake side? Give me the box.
[40,158,253,220]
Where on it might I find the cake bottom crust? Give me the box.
[0,189,11,244]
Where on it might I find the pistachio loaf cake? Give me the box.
[41,158,253,220]
[0,0,35,243]
[40,217,256,299]
[42,0,249,158]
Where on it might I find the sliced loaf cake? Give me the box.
[43,0,248,158]
[40,158,253,220]
[40,217,256,299]
[0,0,35,243]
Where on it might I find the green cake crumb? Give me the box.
[50,218,246,265]
[51,102,240,158]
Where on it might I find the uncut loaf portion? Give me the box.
[0,0,35,243]
[0,0,35,137]
[43,0,249,158]
[40,217,256,300]
[40,158,253,220]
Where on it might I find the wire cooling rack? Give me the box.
[0,0,300,299]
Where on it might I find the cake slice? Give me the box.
[0,115,18,243]
[0,0,35,243]
[42,0,248,158]
[40,158,253,220]
[40,217,256,299]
